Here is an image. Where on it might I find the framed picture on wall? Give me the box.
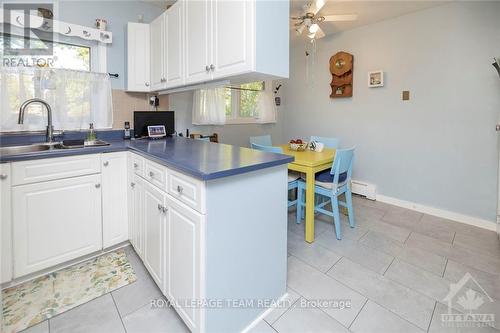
[368,70,384,87]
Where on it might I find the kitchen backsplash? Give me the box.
[112,90,169,129]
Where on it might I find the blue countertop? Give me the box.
[0,136,293,180]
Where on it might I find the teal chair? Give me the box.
[251,143,299,208]
[196,137,210,142]
[309,136,340,149]
[297,147,355,239]
[249,135,272,147]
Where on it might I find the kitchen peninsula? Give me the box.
[0,136,293,332]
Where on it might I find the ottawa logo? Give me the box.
[441,272,495,328]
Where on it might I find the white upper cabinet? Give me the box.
[211,0,253,79]
[128,0,289,92]
[126,23,150,92]
[102,152,128,248]
[185,0,211,84]
[165,1,185,88]
[150,13,167,91]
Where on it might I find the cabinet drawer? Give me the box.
[144,160,167,191]
[130,153,145,177]
[12,155,101,186]
[167,169,205,213]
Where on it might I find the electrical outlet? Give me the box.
[402,90,410,101]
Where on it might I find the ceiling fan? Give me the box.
[291,0,358,40]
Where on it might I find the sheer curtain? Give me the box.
[0,67,113,132]
[192,87,226,125]
[255,83,277,123]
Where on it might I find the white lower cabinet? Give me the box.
[143,181,167,291]
[12,174,103,277]
[129,174,145,260]
[1,163,12,284]
[102,152,128,248]
[165,196,204,332]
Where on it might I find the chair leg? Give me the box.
[331,196,342,240]
[345,189,355,228]
[296,185,303,224]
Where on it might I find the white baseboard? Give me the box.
[240,292,288,333]
[376,194,497,232]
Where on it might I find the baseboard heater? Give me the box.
[351,180,376,200]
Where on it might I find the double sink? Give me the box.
[0,140,110,156]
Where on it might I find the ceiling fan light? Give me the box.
[308,23,319,34]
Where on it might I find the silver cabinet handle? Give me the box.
[131,182,135,187]
[177,185,183,193]
[205,65,210,72]
[210,64,215,71]
[103,161,109,167]
[0,174,7,180]
[133,162,139,168]
[496,124,500,132]
[149,171,154,178]
[145,82,150,87]
[162,206,168,213]
[158,203,162,211]
[95,184,101,188]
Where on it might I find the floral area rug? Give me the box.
[2,249,136,333]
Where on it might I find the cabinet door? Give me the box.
[130,175,145,260]
[143,182,166,291]
[127,22,151,92]
[212,0,254,79]
[13,174,102,277]
[102,152,128,248]
[184,0,211,84]
[1,163,12,284]
[165,196,205,332]
[150,13,166,91]
[165,1,184,88]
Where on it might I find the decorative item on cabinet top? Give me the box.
[329,51,353,98]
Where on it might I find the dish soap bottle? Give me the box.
[86,123,96,143]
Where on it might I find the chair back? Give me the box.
[196,137,210,142]
[330,147,355,184]
[251,143,283,154]
[249,135,272,147]
[310,136,340,149]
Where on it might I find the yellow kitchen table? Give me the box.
[278,144,336,243]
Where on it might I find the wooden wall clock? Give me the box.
[329,51,353,98]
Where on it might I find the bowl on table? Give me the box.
[289,141,308,151]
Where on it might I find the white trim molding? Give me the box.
[376,194,497,232]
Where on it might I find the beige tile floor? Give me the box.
[21,196,500,333]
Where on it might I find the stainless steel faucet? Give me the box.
[18,98,55,143]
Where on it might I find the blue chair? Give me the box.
[297,147,355,239]
[249,135,272,147]
[251,143,300,208]
[196,137,210,142]
[309,136,340,149]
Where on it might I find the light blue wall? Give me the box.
[58,0,161,89]
[282,2,500,222]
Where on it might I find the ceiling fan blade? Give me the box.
[323,14,358,22]
[308,0,325,15]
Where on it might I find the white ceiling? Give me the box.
[291,0,447,42]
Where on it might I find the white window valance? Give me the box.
[0,67,113,132]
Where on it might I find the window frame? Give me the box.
[225,81,266,125]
